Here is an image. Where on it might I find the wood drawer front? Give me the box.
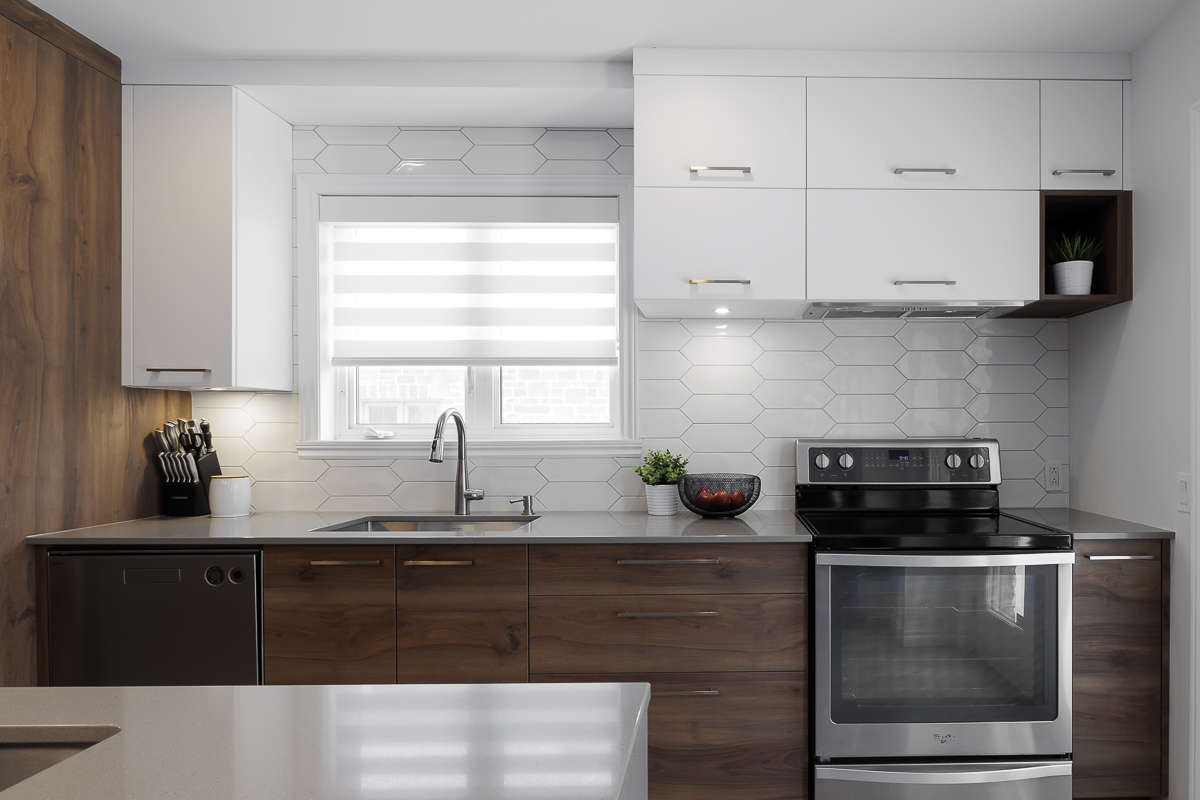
[1073,539,1165,798]
[530,594,805,673]
[529,544,806,595]
[396,545,528,683]
[533,672,807,800]
[263,546,396,685]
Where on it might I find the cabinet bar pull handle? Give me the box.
[688,279,750,285]
[617,558,721,565]
[402,560,475,566]
[689,166,751,174]
[310,560,382,566]
[1052,169,1116,176]
[1084,554,1155,560]
[145,368,212,373]
[894,280,957,286]
[652,690,721,697]
[894,167,956,174]
[617,611,719,618]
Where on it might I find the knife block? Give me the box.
[162,451,223,516]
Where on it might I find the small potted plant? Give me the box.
[633,449,688,516]
[1049,232,1102,295]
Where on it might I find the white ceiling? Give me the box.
[36,0,1186,62]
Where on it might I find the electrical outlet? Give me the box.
[1179,473,1191,513]
[1045,463,1063,492]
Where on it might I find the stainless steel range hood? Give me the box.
[800,301,1027,320]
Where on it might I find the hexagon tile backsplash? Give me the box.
[188,126,1070,514]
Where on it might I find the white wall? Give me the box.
[1070,1,1200,795]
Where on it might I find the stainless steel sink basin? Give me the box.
[0,725,120,791]
[312,515,539,533]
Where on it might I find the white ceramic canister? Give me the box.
[645,484,679,516]
[1052,260,1094,295]
[209,475,252,518]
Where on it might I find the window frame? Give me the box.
[295,174,639,459]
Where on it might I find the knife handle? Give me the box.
[203,431,213,450]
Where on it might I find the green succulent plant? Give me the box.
[633,449,689,486]
[1049,232,1102,264]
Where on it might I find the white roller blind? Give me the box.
[321,196,620,366]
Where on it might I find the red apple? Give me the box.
[695,487,715,509]
[729,490,746,507]
[712,489,731,510]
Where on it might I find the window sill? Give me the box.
[297,439,645,460]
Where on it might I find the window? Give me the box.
[296,176,637,458]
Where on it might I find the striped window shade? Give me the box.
[321,195,620,366]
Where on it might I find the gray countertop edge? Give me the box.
[1004,507,1175,539]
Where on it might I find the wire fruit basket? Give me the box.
[677,473,761,518]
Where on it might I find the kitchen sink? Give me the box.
[312,515,540,533]
[0,725,120,791]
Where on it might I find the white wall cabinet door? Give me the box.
[807,78,1040,190]
[634,187,807,318]
[634,75,806,189]
[123,85,293,391]
[807,190,1040,303]
[1041,80,1124,190]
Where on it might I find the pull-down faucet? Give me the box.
[429,408,484,515]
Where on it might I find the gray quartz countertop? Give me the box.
[25,509,811,546]
[0,682,650,800]
[1004,507,1175,539]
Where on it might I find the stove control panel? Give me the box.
[796,439,1001,485]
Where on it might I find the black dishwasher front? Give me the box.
[47,550,261,686]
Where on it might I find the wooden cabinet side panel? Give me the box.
[263,546,396,685]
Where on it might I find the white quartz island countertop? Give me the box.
[0,682,650,800]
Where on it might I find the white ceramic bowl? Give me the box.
[209,475,252,517]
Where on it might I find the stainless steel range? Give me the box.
[796,438,1073,800]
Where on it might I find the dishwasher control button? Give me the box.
[228,567,245,584]
[969,454,987,469]
[838,453,855,470]
[205,566,225,586]
[945,453,962,469]
[814,453,831,470]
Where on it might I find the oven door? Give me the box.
[814,761,1072,800]
[815,551,1073,759]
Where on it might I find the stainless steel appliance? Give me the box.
[796,439,1073,800]
[47,550,261,686]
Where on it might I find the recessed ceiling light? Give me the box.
[714,307,730,315]
[715,324,727,329]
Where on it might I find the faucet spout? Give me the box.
[429,408,484,514]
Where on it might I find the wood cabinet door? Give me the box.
[1073,539,1166,798]
[1041,80,1124,190]
[534,672,807,800]
[396,545,528,683]
[263,546,396,685]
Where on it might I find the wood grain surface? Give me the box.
[396,545,528,683]
[1072,539,1164,798]
[0,0,119,81]
[534,672,807,800]
[1,16,189,686]
[263,546,397,685]
[530,544,806,596]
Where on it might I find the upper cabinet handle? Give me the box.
[894,168,956,175]
[894,280,957,286]
[402,560,475,566]
[1052,169,1116,176]
[146,368,212,373]
[617,558,722,565]
[688,279,751,285]
[689,166,751,174]
[1084,554,1154,560]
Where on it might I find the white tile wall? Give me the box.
[188,126,1072,514]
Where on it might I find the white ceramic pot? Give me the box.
[1052,260,1094,295]
[209,475,252,518]
[645,484,679,516]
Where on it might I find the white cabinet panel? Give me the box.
[634,75,806,189]
[634,187,806,318]
[807,190,1040,303]
[1041,80,1124,189]
[807,78,1040,190]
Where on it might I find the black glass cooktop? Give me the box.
[798,512,1072,551]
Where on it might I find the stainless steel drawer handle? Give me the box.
[617,559,721,565]
[310,560,383,566]
[1052,168,1116,176]
[402,560,475,566]
[689,166,751,174]
[145,368,212,373]
[894,280,957,286]
[893,167,956,175]
[652,690,721,697]
[1084,554,1155,560]
[617,611,719,618]
[688,279,750,285]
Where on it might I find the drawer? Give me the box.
[807,77,1040,190]
[529,544,806,595]
[533,672,807,800]
[530,594,805,673]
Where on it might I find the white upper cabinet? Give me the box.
[807,190,1040,303]
[123,85,293,391]
[807,78,1041,190]
[1040,80,1124,190]
[634,75,806,189]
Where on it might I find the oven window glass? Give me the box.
[828,564,1058,723]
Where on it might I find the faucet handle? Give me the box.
[464,488,485,501]
[509,495,535,515]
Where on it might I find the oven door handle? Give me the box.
[815,552,1075,567]
[815,762,1072,784]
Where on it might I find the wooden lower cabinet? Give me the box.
[1072,539,1168,798]
[263,546,396,685]
[534,672,807,800]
